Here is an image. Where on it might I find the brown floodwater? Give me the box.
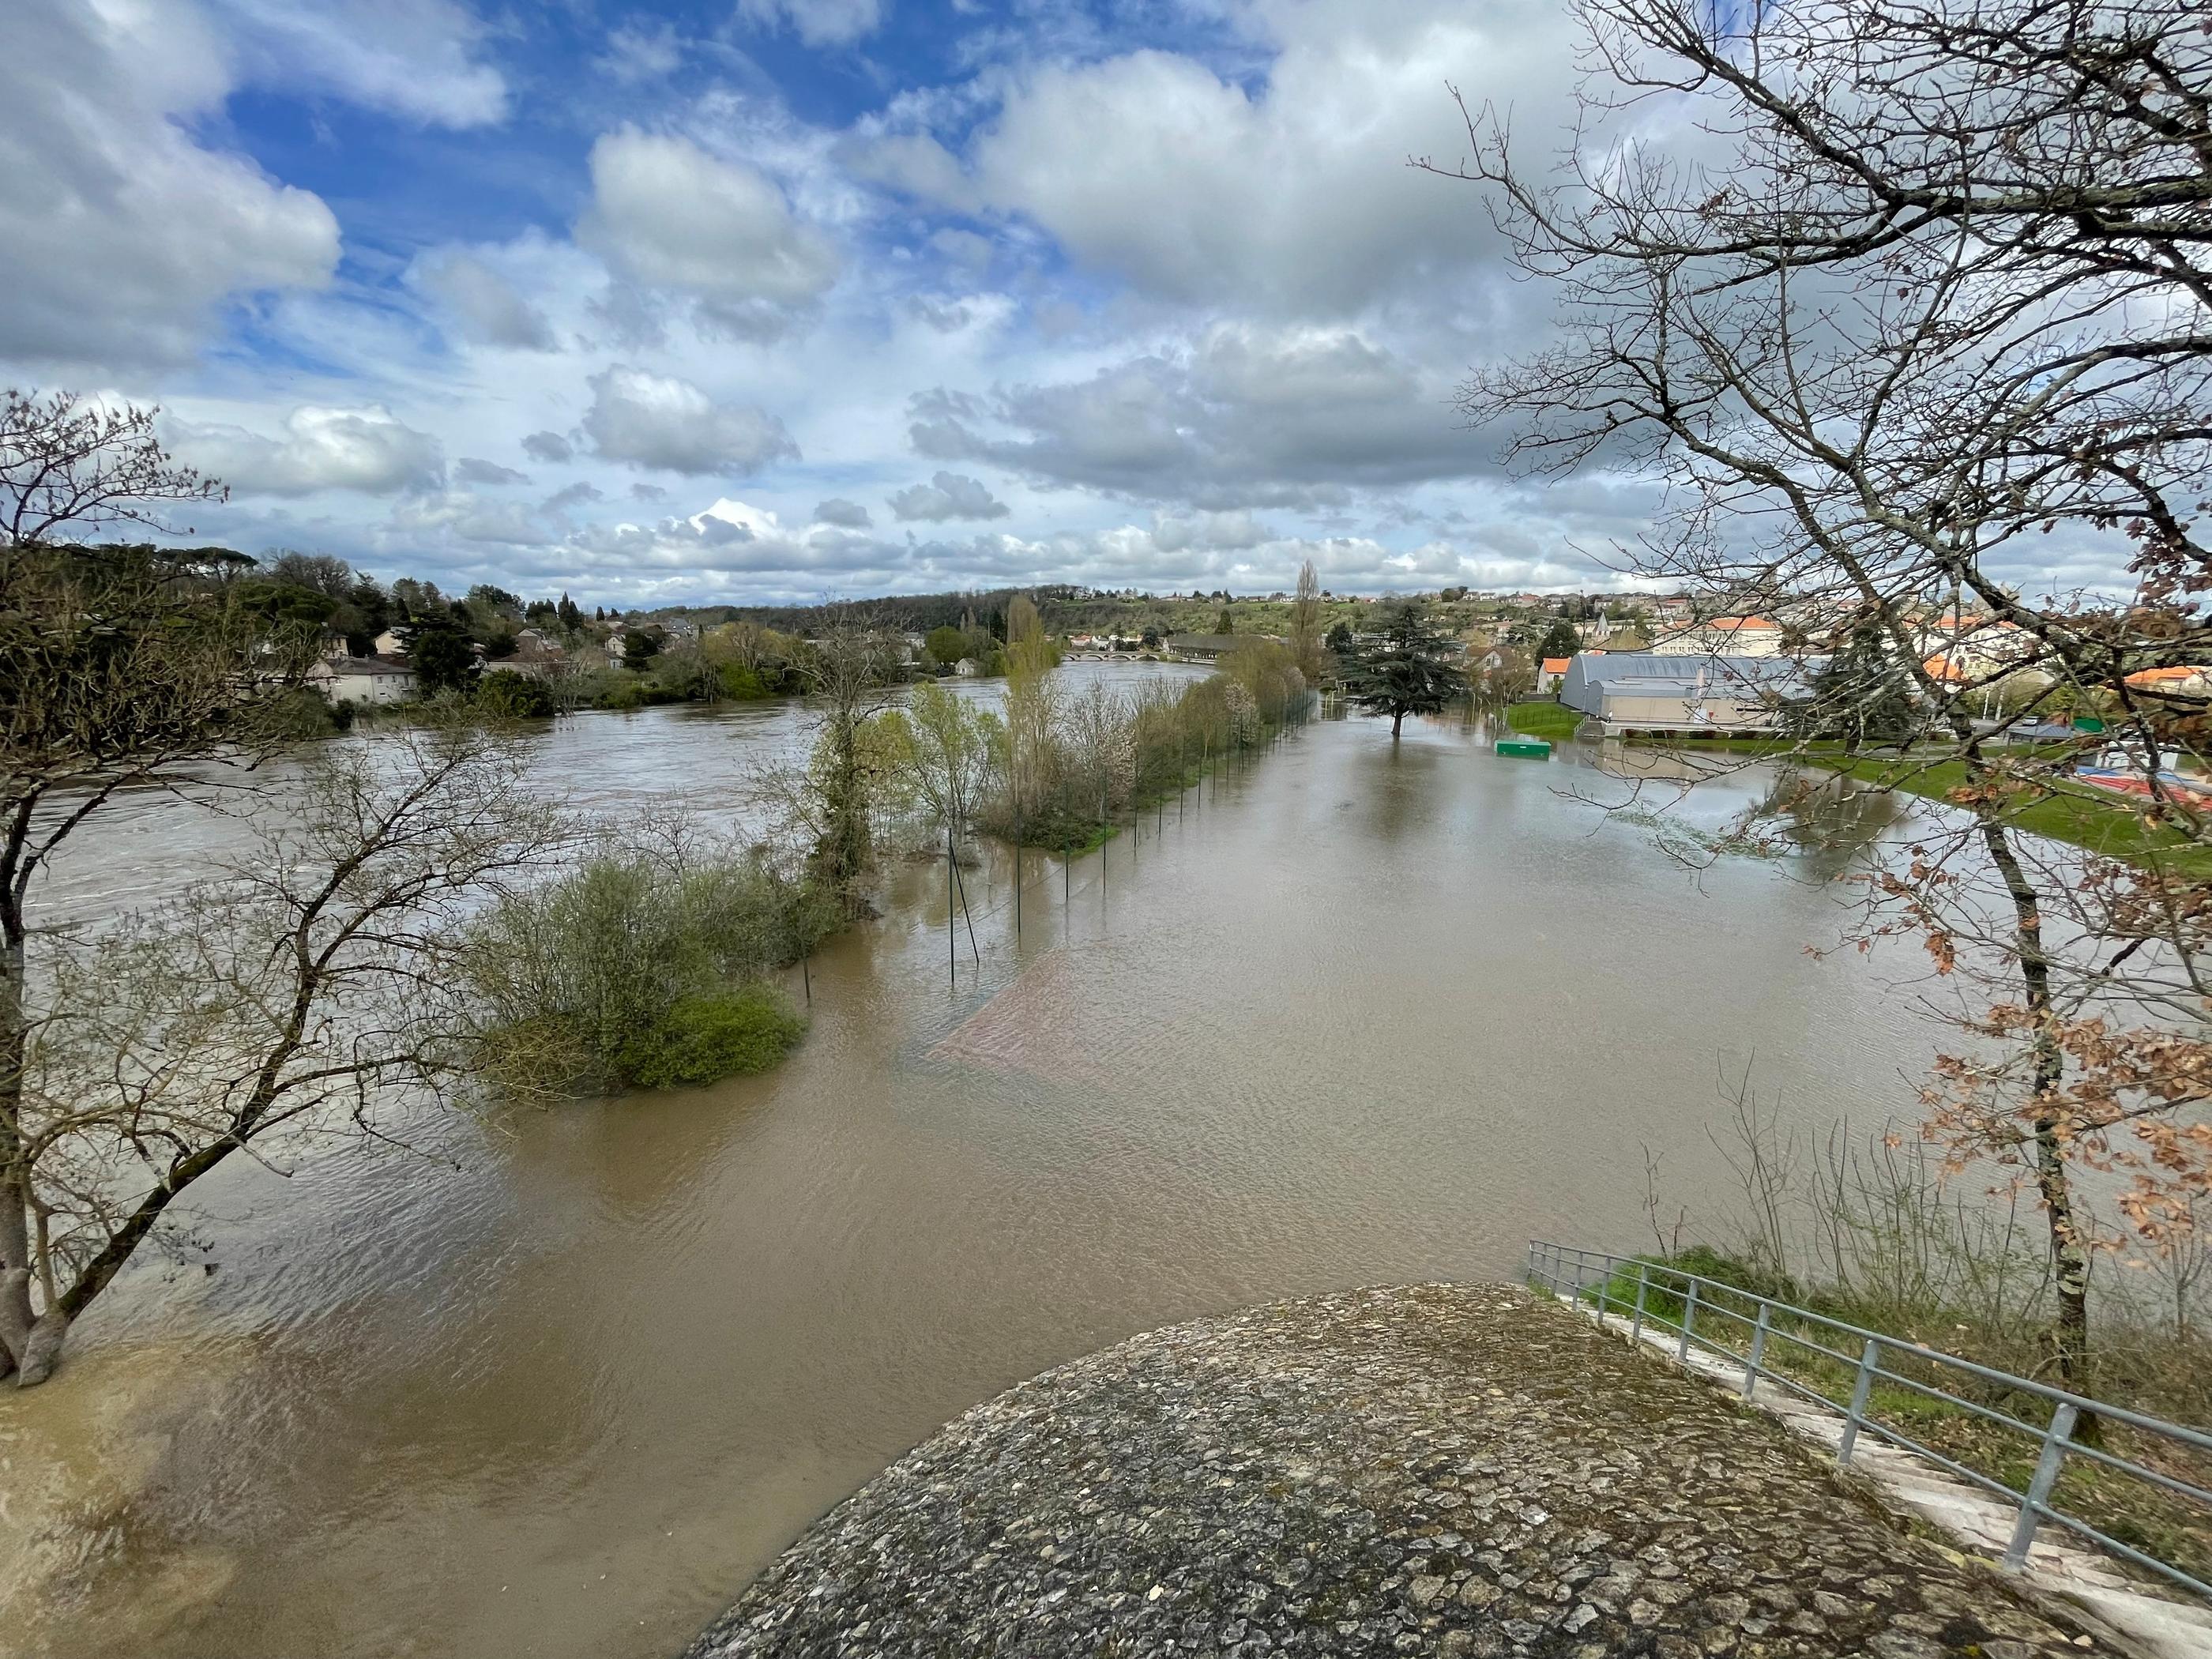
[0,666,1944,1659]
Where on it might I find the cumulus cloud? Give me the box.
[167,405,445,496]
[888,470,1010,522]
[417,251,558,350]
[522,431,575,464]
[0,0,338,370]
[581,365,800,476]
[735,0,884,48]
[814,497,873,528]
[454,457,528,485]
[909,322,1478,508]
[209,0,507,129]
[580,130,839,339]
[913,3,1573,317]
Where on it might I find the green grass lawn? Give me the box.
[1504,702,1585,741]
[1812,753,2212,872]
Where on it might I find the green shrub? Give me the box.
[596,676,649,710]
[476,668,555,718]
[615,984,807,1088]
[465,842,837,1099]
[717,661,771,700]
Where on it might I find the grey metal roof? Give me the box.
[1559,653,1818,714]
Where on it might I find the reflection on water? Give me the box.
[2,671,1944,1659]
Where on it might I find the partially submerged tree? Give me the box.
[1342,600,1467,738]
[18,721,563,1382]
[0,396,266,1383]
[1439,0,2212,1382]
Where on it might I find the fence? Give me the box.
[1526,1239,2212,1602]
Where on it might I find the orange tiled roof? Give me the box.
[1540,657,1571,672]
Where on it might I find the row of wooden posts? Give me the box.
[942,694,1315,988]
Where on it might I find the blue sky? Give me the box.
[2,0,2120,608]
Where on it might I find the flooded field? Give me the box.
[1,668,1944,1659]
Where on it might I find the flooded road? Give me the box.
[0,668,1939,1659]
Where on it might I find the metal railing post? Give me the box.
[2004,1401,2078,1571]
[1838,1338,1880,1465]
[1631,1262,1649,1343]
[1677,1278,1700,1363]
[1744,1303,1770,1399]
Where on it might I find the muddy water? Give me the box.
[0,668,1937,1659]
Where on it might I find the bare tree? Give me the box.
[1434,0,2211,1384]
[2,389,225,557]
[13,720,563,1383]
[0,404,273,1382]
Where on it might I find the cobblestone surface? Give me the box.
[684,1285,2109,1658]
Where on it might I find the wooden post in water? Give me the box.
[951,828,981,969]
[946,821,956,988]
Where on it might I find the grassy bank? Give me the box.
[1812,753,2212,871]
[1504,702,1584,741]
[1568,1246,2212,1590]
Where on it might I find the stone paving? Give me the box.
[684,1285,2116,1658]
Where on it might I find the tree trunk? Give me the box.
[0,931,34,1379]
[1391,709,1405,739]
[1973,799,2092,1392]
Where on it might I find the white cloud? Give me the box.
[522,431,575,465]
[735,0,885,48]
[936,5,1567,315]
[582,366,800,476]
[580,130,840,339]
[417,251,559,350]
[167,405,445,496]
[888,470,1010,521]
[209,0,507,129]
[815,497,874,528]
[597,21,685,85]
[0,0,338,371]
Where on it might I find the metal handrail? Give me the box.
[1526,1238,2212,1602]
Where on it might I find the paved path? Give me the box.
[685,1285,2113,1658]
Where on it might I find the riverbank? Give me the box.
[687,1285,2106,1657]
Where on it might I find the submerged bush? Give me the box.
[615,986,807,1088]
[465,838,836,1097]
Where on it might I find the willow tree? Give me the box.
[1435,0,2212,1383]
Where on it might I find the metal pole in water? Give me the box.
[946,820,956,988]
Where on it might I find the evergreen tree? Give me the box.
[558,592,583,631]
[1785,622,1921,753]
[408,623,477,694]
[1536,617,1582,660]
[1342,600,1466,739]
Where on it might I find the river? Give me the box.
[0,663,1939,1659]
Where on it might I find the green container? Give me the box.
[1496,738,1552,759]
[2071,716,2106,733]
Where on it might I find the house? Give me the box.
[372,628,408,657]
[308,656,417,706]
[1557,653,1817,735]
[495,630,568,680]
[2123,665,2212,698]
[954,657,982,678]
[1536,656,1573,693]
[1651,616,1786,658]
[1916,618,2044,686]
